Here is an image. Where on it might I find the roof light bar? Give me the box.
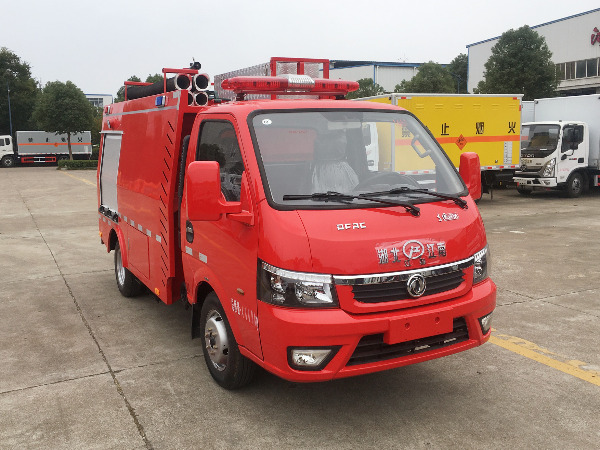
[221,75,359,98]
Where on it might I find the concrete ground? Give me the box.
[0,167,598,449]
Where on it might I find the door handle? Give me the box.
[186,220,194,243]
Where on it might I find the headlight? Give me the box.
[259,262,338,308]
[541,159,555,177]
[473,245,490,285]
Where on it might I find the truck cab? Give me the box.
[514,121,590,197]
[179,99,495,387]
[0,135,15,168]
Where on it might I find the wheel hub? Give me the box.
[204,311,229,372]
[116,249,126,286]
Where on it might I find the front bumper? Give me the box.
[514,176,558,188]
[252,278,496,382]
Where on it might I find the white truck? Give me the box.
[0,131,92,168]
[514,94,600,197]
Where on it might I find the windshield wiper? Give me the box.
[360,186,468,209]
[282,191,420,216]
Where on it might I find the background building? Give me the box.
[328,61,434,92]
[85,93,113,108]
[467,8,600,95]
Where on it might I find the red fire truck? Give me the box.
[97,58,495,389]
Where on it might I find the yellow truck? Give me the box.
[359,93,523,193]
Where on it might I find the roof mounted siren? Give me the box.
[221,74,359,101]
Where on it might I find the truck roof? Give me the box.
[203,98,406,115]
[523,121,586,126]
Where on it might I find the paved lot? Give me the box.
[0,167,598,449]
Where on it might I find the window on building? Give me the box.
[576,60,586,78]
[586,58,599,78]
[560,59,600,80]
[556,63,565,81]
[88,98,102,108]
[565,62,575,80]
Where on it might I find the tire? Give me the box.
[58,155,68,161]
[114,240,144,297]
[201,292,256,389]
[1,155,16,168]
[565,172,584,198]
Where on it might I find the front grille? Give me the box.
[346,318,469,366]
[351,270,465,303]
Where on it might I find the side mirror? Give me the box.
[459,152,482,201]
[185,161,242,221]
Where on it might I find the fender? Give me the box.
[190,262,246,346]
[111,225,129,268]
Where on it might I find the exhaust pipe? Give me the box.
[126,74,192,100]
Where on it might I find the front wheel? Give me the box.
[114,240,144,297]
[565,172,584,198]
[201,292,256,389]
[1,155,16,168]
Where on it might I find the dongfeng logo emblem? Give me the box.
[406,273,427,298]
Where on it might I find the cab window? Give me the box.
[196,121,245,202]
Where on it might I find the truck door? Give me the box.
[558,124,586,183]
[181,115,262,359]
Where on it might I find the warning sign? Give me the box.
[455,134,467,150]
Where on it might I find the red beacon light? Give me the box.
[221,74,359,100]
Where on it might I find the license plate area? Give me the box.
[385,308,453,345]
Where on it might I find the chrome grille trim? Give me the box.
[333,257,473,286]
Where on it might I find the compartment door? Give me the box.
[99,132,122,213]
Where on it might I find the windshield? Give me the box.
[521,124,560,158]
[250,110,465,208]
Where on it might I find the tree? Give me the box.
[447,53,468,93]
[346,78,385,99]
[0,48,39,135]
[115,75,141,103]
[90,106,103,148]
[32,81,94,160]
[394,62,455,93]
[475,25,558,100]
[145,73,163,84]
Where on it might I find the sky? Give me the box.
[2,0,599,98]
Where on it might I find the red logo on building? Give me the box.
[592,27,600,45]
